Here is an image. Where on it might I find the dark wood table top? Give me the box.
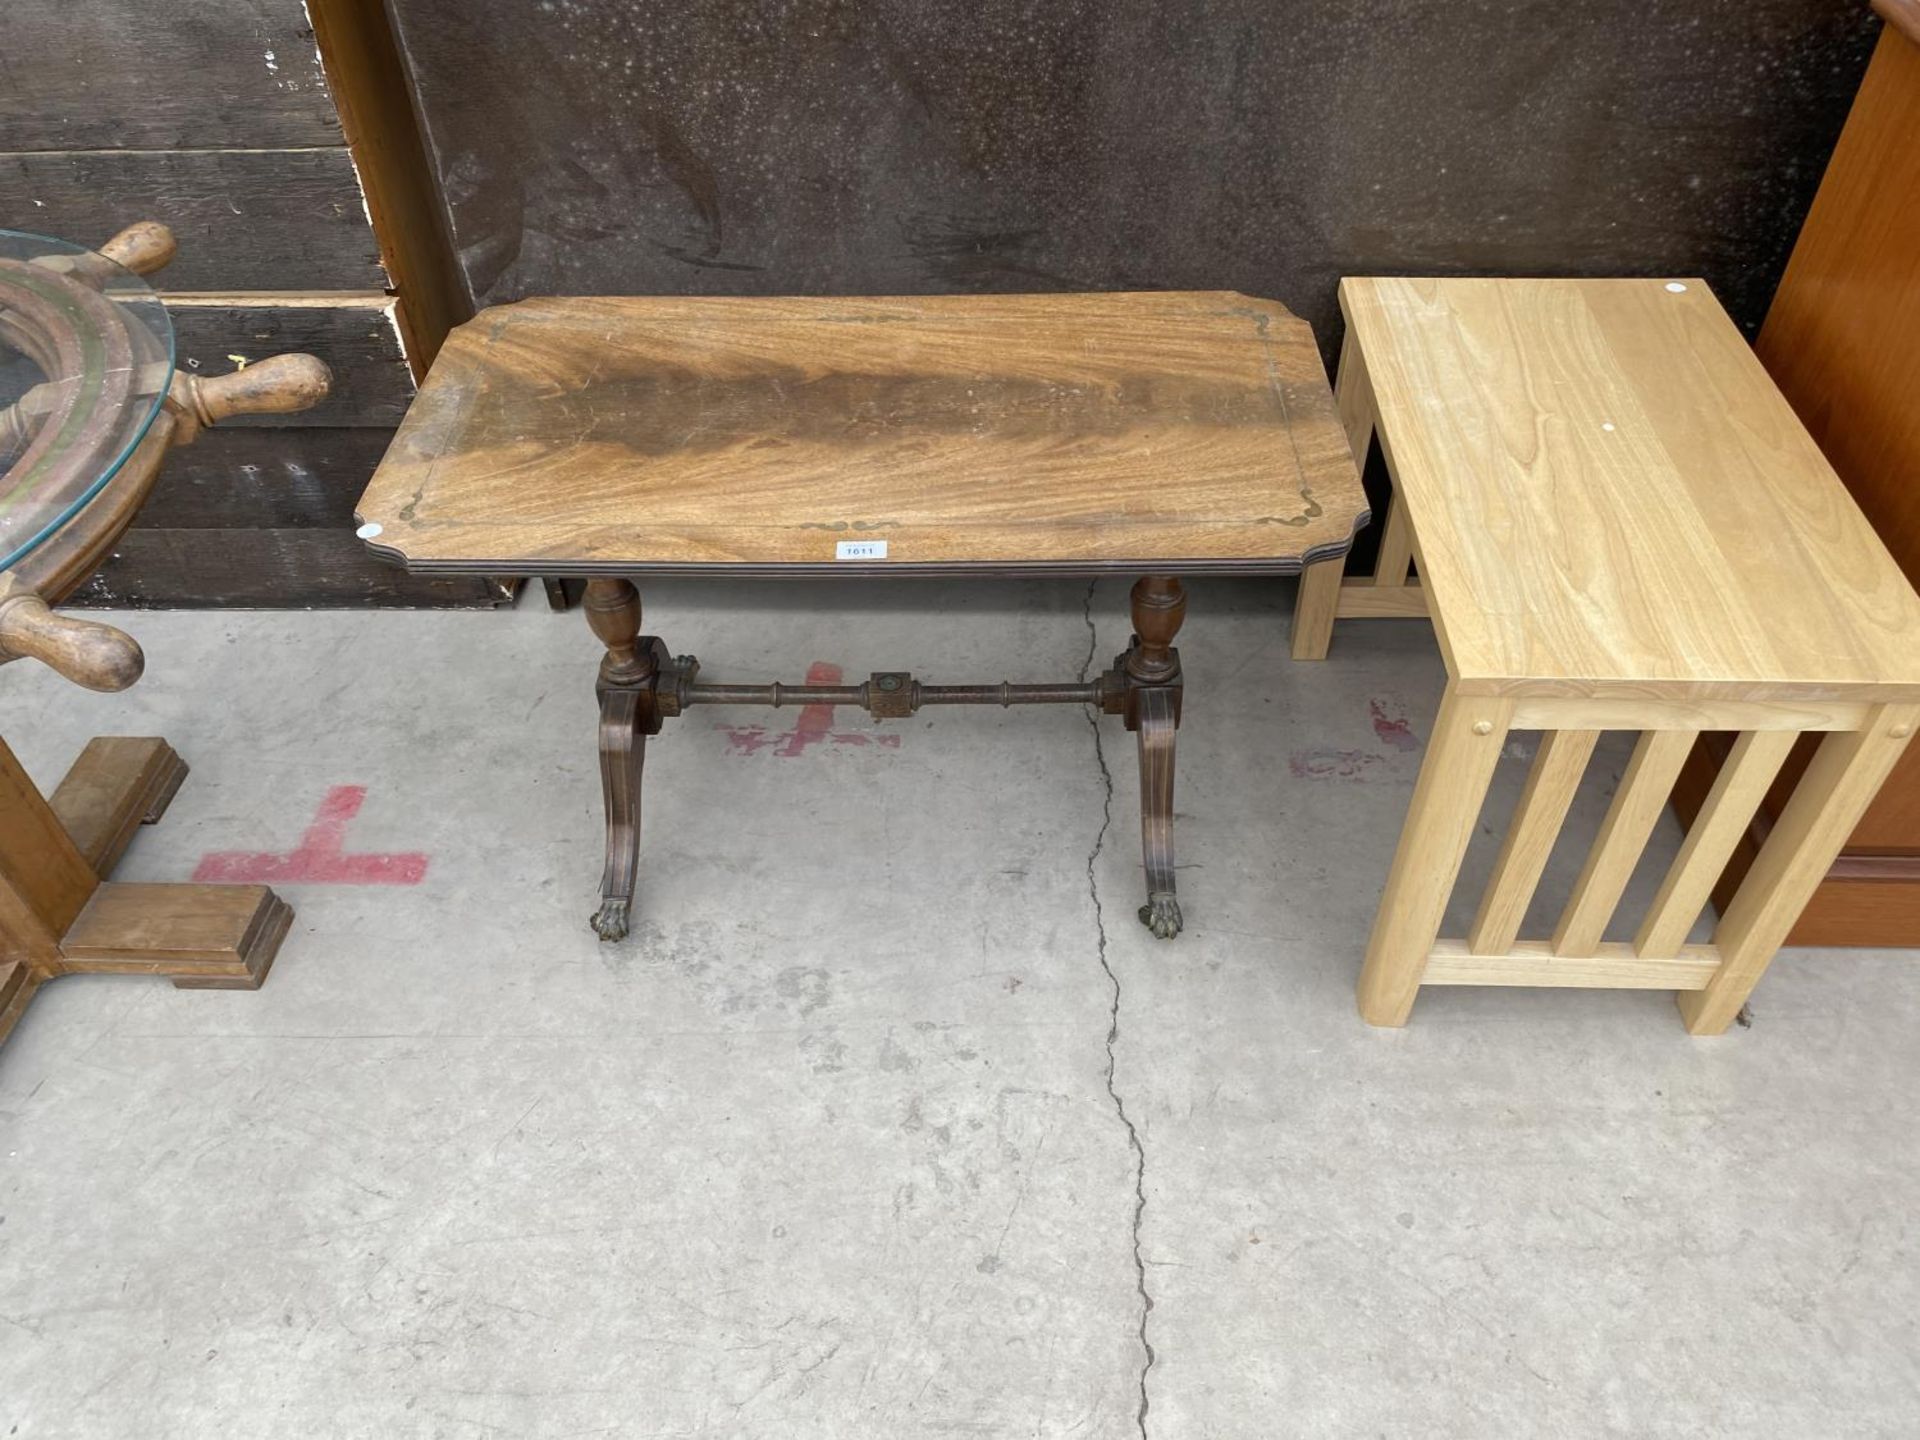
[356,291,1368,578]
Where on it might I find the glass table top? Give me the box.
[0,229,174,571]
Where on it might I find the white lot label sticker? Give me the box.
[836,539,889,560]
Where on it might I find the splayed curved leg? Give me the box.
[1134,684,1181,937]
[592,685,646,941]
[584,578,657,941]
[1124,576,1185,938]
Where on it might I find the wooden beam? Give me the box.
[308,0,473,374]
[1336,578,1428,618]
[1426,939,1719,989]
[1510,697,1867,733]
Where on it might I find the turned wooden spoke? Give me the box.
[0,573,144,691]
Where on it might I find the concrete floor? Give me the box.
[2,577,1917,1439]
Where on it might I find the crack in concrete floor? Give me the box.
[1082,580,1157,1439]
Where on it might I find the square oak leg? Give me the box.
[1680,705,1918,1034]
[1294,327,1432,658]
[1358,688,1514,1026]
[1289,558,1345,660]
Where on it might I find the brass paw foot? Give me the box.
[1138,892,1183,939]
[591,899,631,942]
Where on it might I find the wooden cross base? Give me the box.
[583,575,1188,944]
[0,735,291,1047]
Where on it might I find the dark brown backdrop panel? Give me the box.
[384,0,1880,357]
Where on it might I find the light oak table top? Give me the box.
[1341,275,1920,703]
[355,292,1366,578]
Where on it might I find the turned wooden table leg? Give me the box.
[585,578,656,941]
[1134,687,1180,937]
[592,688,647,942]
[1126,576,1185,938]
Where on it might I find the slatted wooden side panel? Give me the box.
[1428,724,1824,991]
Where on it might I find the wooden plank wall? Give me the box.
[0,0,497,607]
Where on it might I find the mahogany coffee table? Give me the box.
[356,292,1367,940]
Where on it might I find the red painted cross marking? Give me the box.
[1288,699,1424,780]
[192,785,429,885]
[719,660,904,757]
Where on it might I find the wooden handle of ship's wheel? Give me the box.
[0,588,144,692]
[97,221,178,277]
[174,353,332,430]
[35,221,179,289]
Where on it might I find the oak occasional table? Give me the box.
[0,223,331,1045]
[356,292,1367,940]
[1293,276,1920,1033]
